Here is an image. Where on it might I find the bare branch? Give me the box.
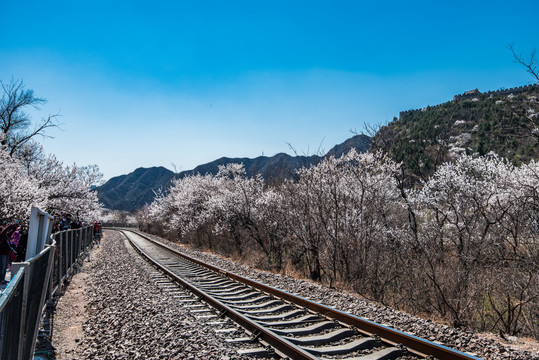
[316,137,326,157]
[508,44,539,83]
[9,113,61,156]
[286,142,299,156]
[0,78,60,156]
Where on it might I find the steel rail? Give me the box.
[121,229,483,360]
[121,230,320,360]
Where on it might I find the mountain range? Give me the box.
[97,134,371,211]
[98,83,539,212]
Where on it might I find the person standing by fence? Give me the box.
[0,222,18,284]
[9,225,21,263]
[15,224,28,262]
[93,221,102,246]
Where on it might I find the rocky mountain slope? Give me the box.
[97,166,176,212]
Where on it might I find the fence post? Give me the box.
[14,262,29,360]
[25,207,54,260]
[78,228,82,258]
[62,232,68,281]
[67,231,71,275]
[56,233,61,294]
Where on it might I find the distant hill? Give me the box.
[98,134,371,211]
[179,153,319,183]
[371,84,539,179]
[97,166,176,212]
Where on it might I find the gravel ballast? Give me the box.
[53,231,255,359]
[52,230,539,359]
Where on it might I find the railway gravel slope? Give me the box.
[52,230,539,359]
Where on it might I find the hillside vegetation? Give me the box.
[371,85,539,179]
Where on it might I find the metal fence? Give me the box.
[50,227,94,297]
[0,269,25,360]
[0,226,95,360]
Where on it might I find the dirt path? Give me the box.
[52,237,103,359]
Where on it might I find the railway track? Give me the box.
[119,229,482,360]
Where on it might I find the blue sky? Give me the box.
[1,1,537,181]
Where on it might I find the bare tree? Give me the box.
[507,45,539,142]
[509,44,539,83]
[0,78,60,156]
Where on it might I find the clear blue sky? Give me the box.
[1,1,537,181]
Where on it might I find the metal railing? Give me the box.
[0,226,96,360]
[50,227,94,297]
